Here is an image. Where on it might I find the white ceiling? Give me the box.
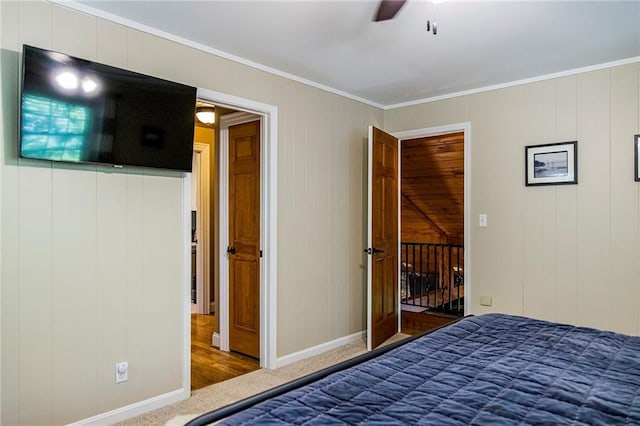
[71,0,640,107]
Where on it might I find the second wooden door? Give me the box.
[228,120,260,358]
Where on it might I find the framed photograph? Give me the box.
[525,141,577,186]
[635,135,640,182]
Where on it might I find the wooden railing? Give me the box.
[401,242,464,316]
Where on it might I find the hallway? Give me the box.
[191,314,260,390]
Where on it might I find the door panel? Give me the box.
[367,126,399,350]
[232,259,258,328]
[229,120,260,358]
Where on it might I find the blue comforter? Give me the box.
[220,314,640,425]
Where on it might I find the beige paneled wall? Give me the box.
[385,63,640,334]
[1,1,381,423]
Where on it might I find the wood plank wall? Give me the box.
[401,133,464,245]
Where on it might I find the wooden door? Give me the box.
[228,120,260,358]
[367,126,399,350]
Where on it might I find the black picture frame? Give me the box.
[635,135,640,182]
[525,141,578,186]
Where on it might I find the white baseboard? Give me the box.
[274,330,365,369]
[69,388,189,426]
[71,332,365,424]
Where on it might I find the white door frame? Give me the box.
[183,89,278,393]
[193,142,211,314]
[219,111,262,355]
[392,122,472,318]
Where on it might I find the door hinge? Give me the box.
[260,250,263,258]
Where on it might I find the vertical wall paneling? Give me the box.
[609,65,639,335]
[522,83,544,318]
[18,164,54,424]
[125,173,146,403]
[0,12,20,422]
[541,188,558,321]
[275,88,294,356]
[472,88,526,314]
[313,91,330,345]
[52,5,96,59]
[96,171,129,412]
[429,97,466,128]
[18,1,52,50]
[2,0,19,51]
[575,70,611,330]
[334,97,349,338]
[141,34,177,81]
[540,81,559,322]
[141,176,183,397]
[125,27,146,74]
[96,19,128,69]
[51,167,99,424]
[553,77,579,326]
[384,63,640,333]
[638,63,640,335]
[466,91,499,314]
[491,88,526,314]
[348,103,365,335]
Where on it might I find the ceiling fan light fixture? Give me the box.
[426,19,438,35]
[195,106,215,125]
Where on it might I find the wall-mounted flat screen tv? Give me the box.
[20,45,197,172]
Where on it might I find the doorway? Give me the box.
[220,112,262,359]
[185,89,278,392]
[399,131,465,335]
[397,124,470,334]
[366,123,470,349]
[192,102,261,390]
[191,140,211,316]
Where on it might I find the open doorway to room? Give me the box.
[366,124,469,349]
[189,101,262,390]
[399,131,465,335]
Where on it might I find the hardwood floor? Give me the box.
[401,310,458,335]
[191,314,260,391]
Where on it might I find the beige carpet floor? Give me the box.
[117,333,409,426]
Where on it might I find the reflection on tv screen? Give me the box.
[21,94,90,162]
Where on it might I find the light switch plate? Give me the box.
[479,214,488,227]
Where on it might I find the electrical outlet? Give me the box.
[115,361,128,384]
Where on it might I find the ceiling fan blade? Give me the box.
[373,0,407,22]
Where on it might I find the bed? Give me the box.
[187,313,640,425]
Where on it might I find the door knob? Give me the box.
[364,248,384,255]
[226,246,236,255]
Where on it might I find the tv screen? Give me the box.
[20,45,196,172]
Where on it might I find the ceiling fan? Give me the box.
[373,0,407,22]
[373,0,438,34]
